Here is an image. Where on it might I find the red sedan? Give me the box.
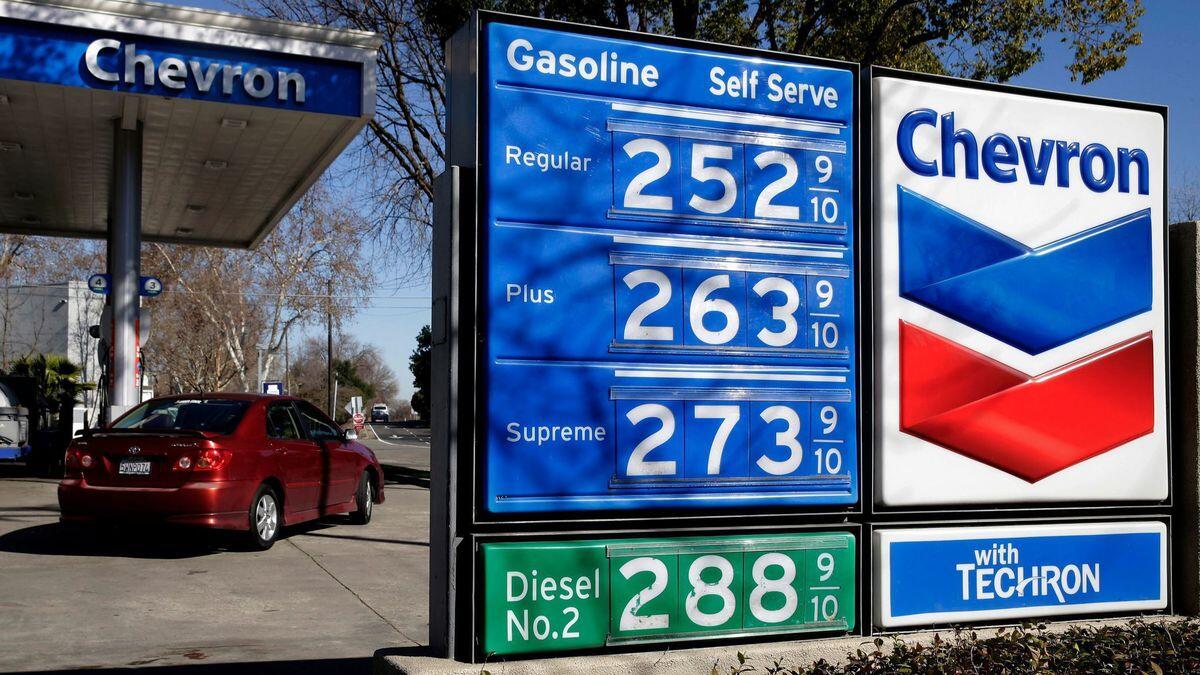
[58,393,385,549]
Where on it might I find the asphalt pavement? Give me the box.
[0,424,431,674]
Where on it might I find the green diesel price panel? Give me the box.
[482,532,855,656]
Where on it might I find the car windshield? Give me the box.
[112,398,250,434]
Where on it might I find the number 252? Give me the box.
[622,138,837,223]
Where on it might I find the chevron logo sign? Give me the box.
[873,75,1167,506]
[896,189,1156,482]
[896,188,1156,483]
[898,187,1152,355]
[900,321,1154,482]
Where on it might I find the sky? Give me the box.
[161,0,432,401]
[1006,1,1199,189]
[158,0,1197,400]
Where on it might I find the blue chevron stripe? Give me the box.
[898,186,1152,354]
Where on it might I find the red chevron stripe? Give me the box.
[899,321,1154,482]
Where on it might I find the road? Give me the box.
[0,424,431,674]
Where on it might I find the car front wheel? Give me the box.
[245,484,281,550]
[349,471,374,525]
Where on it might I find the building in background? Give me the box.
[0,281,103,431]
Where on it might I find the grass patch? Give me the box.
[724,619,1199,674]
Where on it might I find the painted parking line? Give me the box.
[400,427,430,444]
[367,423,396,446]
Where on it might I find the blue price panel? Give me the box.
[488,361,854,512]
[482,20,856,513]
[489,224,853,360]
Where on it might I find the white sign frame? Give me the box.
[871,71,1170,507]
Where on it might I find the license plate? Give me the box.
[118,460,152,476]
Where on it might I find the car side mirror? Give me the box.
[343,429,358,441]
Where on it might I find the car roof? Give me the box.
[150,392,302,404]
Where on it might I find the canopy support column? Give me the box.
[108,120,142,420]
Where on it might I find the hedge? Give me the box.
[724,619,1200,674]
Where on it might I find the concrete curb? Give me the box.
[373,615,1184,674]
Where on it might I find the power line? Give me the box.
[0,282,433,302]
[171,289,431,300]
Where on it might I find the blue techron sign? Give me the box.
[875,522,1167,628]
[482,22,858,513]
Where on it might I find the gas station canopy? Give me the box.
[0,0,379,248]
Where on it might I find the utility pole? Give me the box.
[284,332,290,395]
[326,276,334,416]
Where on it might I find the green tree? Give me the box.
[334,359,376,401]
[8,353,92,426]
[240,0,1143,260]
[409,325,432,422]
[333,358,377,422]
[422,0,1142,82]
[282,335,400,417]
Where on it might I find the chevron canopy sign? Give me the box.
[873,75,1168,506]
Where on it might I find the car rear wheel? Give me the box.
[245,484,281,550]
[350,471,374,525]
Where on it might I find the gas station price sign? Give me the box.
[482,532,856,656]
[481,20,859,513]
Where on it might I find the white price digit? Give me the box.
[816,552,836,582]
[622,138,673,210]
[811,321,839,348]
[749,553,798,624]
[814,279,834,308]
[814,155,833,183]
[622,269,673,341]
[752,277,800,347]
[814,447,843,474]
[753,150,799,220]
[810,196,838,223]
[689,274,739,345]
[625,404,676,476]
[811,595,839,621]
[618,557,670,631]
[688,144,737,214]
[685,555,736,627]
[694,405,740,475]
[819,405,838,434]
[756,405,803,475]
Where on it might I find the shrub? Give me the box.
[725,619,1200,674]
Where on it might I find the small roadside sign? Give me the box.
[352,412,365,429]
[88,274,164,297]
[87,273,110,294]
[140,276,163,297]
[262,381,283,395]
